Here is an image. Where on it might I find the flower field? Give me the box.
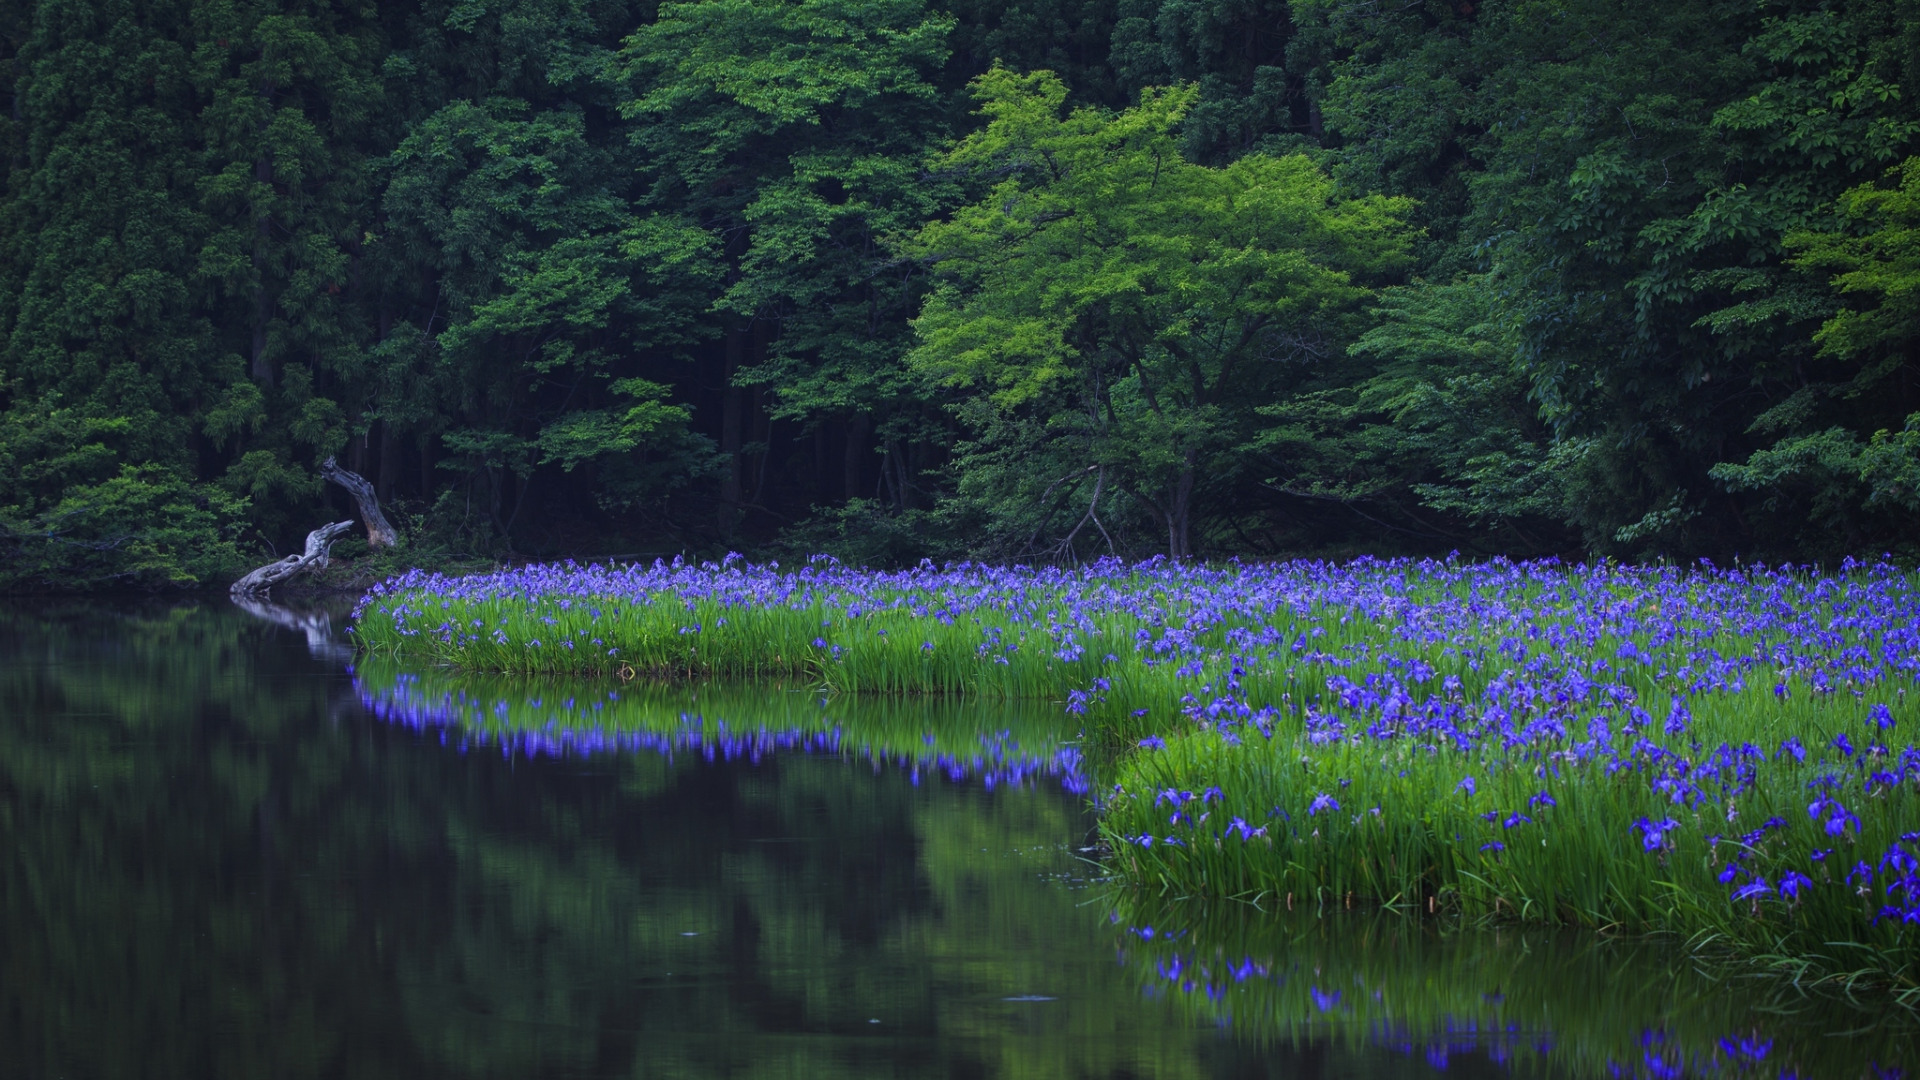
[352,555,1920,984]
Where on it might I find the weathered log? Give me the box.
[230,520,356,597]
[319,455,399,548]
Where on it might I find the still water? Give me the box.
[0,599,1911,1079]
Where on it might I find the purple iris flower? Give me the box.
[1632,816,1680,853]
[1778,870,1813,901]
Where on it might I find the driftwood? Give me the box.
[230,520,356,597]
[320,455,399,548]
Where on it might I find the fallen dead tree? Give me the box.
[230,520,356,597]
[320,455,399,548]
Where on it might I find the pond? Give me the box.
[0,598,1910,1078]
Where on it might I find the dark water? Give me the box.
[0,601,1910,1079]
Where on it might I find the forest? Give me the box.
[0,0,1916,588]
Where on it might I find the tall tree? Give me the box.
[908,69,1412,558]
[0,0,250,587]
[190,0,388,532]
[614,0,956,537]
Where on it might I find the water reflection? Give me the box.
[230,594,358,664]
[1107,895,1915,1079]
[3,599,1914,1079]
[353,659,1091,792]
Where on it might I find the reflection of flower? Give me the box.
[1103,909,1860,1079]
[356,676,1091,793]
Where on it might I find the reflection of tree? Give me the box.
[0,603,1216,1078]
[229,595,358,665]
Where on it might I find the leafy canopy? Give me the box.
[907,68,1413,557]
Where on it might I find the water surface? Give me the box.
[0,600,1908,1078]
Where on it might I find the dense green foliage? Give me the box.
[2,0,1918,586]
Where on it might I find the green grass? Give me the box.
[1096,686,1920,987]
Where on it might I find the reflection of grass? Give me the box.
[1105,894,1915,1079]
[352,658,1090,792]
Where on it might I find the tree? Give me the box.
[907,68,1412,558]
[1710,155,1920,538]
[615,0,958,536]
[1251,277,1575,555]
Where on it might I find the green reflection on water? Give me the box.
[0,600,1910,1079]
[352,656,1092,795]
[1106,894,1915,1078]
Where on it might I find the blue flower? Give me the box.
[1632,816,1680,853]
[1778,870,1813,901]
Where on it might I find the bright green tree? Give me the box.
[907,68,1412,558]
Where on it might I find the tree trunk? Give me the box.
[230,521,356,596]
[376,419,398,502]
[251,154,274,386]
[1167,450,1196,559]
[720,326,746,524]
[319,456,400,548]
[844,412,869,503]
[813,424,828,502]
